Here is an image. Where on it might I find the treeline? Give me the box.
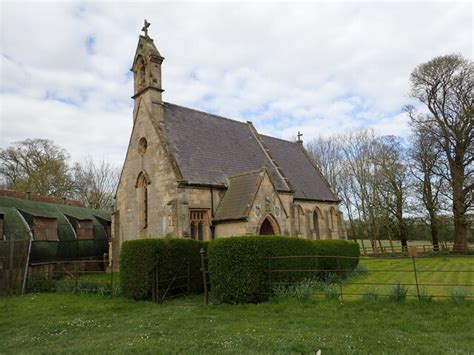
[0,138,119,211]
[307,54,473,251]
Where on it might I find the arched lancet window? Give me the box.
[330,207,337,230]
[135,56,146,92]
[313,208,321,240]
[136,172,150,230]
[294,205,304,236]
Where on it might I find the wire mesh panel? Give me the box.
[0,239,30,296]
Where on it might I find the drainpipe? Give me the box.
[210,187,215,239]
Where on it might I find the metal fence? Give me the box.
[0,239,31,296]
[25,259,119,296]
[151,257,192,304]
[266,254,474,301]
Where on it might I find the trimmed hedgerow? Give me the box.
[313,240,360,276]
[120,238,207,300]
[208,236,359,304]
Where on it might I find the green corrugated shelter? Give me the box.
[0,196,111,263]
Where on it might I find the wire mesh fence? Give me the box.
[266,254,474,301]
[0,239,31,296]
[25,259,119,296]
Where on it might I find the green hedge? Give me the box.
[208,236,359,304]
[120,238,207,300]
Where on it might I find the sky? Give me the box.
[1,1,472,167]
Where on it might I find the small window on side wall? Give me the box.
[33,217,58,241]
[138,137,147,155]
[75,220,94,240]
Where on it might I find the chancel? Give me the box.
[111,22,346,260]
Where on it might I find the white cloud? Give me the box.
[1,1,472,167]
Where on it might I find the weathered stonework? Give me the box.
[111,29,346,262]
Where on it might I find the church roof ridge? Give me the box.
[258,134,295,144]
[163,102,249,127]
[227,169,263,179]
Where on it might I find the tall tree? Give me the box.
[408,126,446,250]
[406,54,473,250]
[73,157,119,210]
[372,135,410,251]
[0,138,75,197]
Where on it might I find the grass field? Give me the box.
[340,256,474,300]
[1,292,473,354]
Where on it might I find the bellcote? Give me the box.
[131,20,164,99]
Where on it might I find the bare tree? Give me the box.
[372,135,410,251]
[406,54,473,250]
[0,138,75,197]
[306,136,342,194]
[73,157,119,210]
[408,126,447,250]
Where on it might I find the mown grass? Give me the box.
[341,256,473,300]
[1,292,473,354]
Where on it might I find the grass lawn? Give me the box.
[341,256,474,300]
[1,293,473,354]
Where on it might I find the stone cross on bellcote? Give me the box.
[297,131,303,141]
[142,19,151,38]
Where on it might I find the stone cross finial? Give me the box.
[297,131,303,141]
[142,19,151,37]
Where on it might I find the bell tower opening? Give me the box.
[131,20,164,101]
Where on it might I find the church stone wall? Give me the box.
[293,200,345,240]
[112,99,179,260]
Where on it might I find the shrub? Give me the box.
[313,240,360,276]
[363,287,379,300]
[418,287,433,302]
[271,279,319,303]
[120,238,207,300]
[387,282,408,301]
[450,287,471,302]
[323,284,341,300]
[207,236,359,303]
[26,275,56,293]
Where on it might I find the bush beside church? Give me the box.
[120,236,359,303]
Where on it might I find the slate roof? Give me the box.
[162,102,338,202]
[261,135,338,201]
[163,103,288,191]
[214,171,262,221]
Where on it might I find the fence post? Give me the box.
[8,239,14,296]
[361,239,367,255]
[74,263,79,294]
[199,248,208,305]
[336,256,343,302]
[409,248,420,301]
[151,266,156,303]
[187,259,191,295]
[268,256,272,291]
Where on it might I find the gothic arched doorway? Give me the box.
[259,215,280,235]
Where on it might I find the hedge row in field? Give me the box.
[207,236,359,304]
[120,238,207,300]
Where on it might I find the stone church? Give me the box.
[111,25,345,259]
